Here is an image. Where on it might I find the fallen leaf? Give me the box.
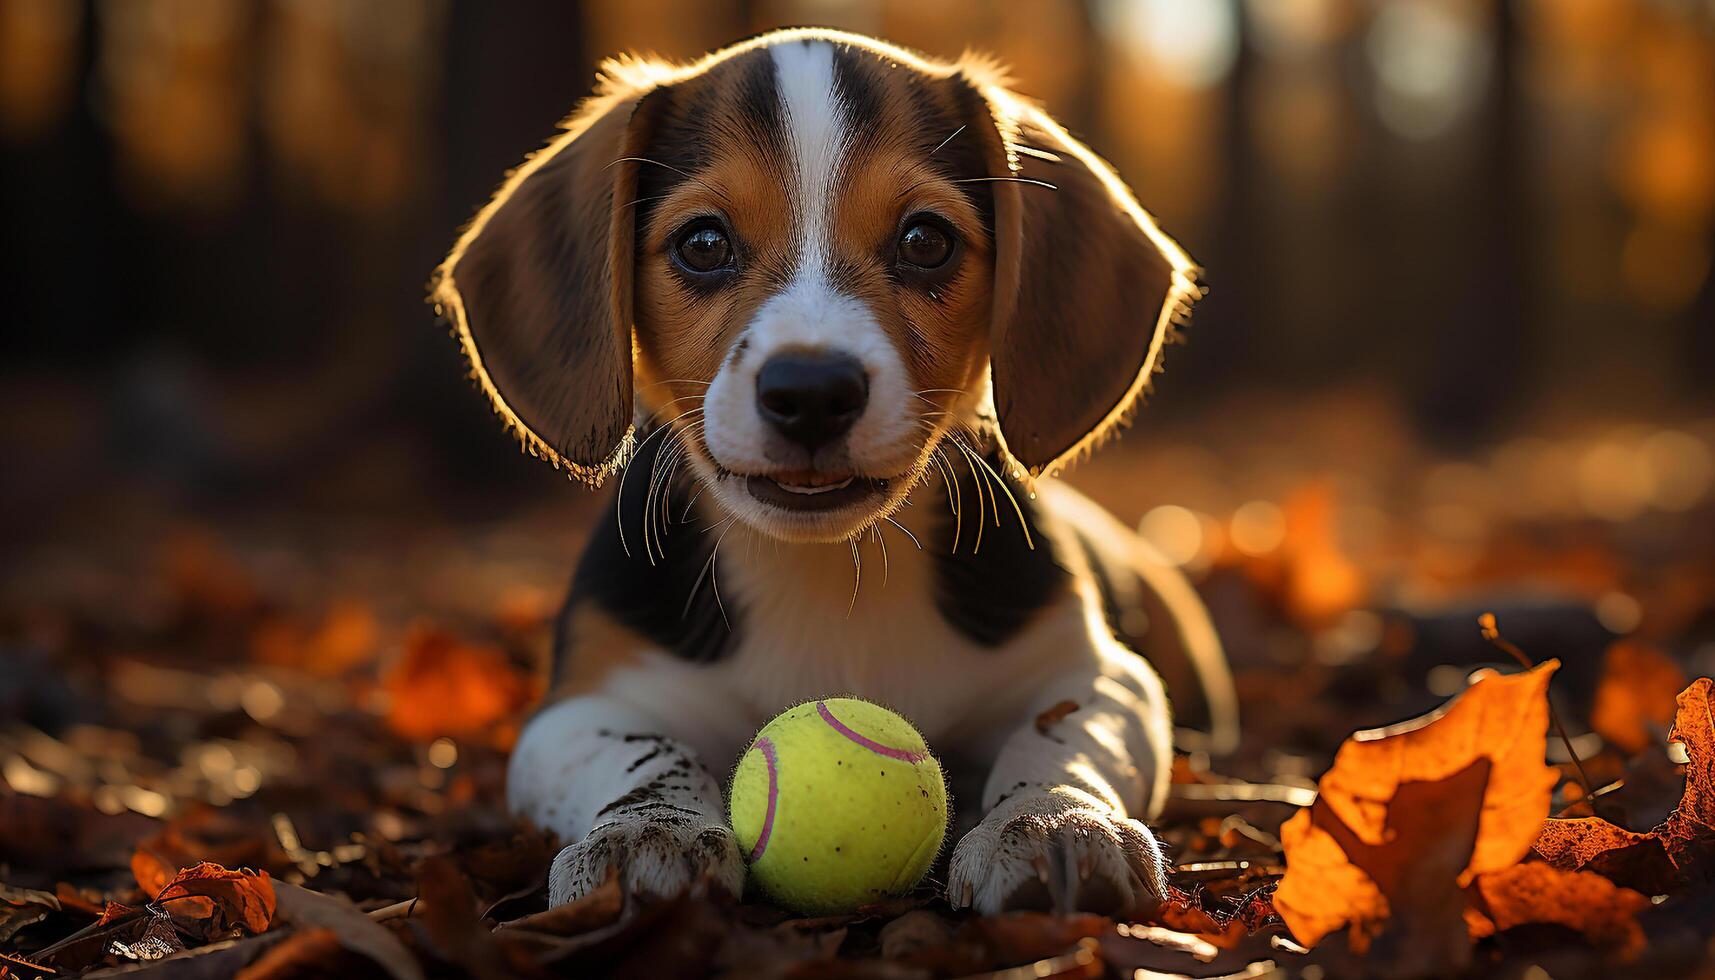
[1533,817,1677,894]
[496,872,623,936]
[232,927,344,979]
[383,624,533,744]
[414,855,517,980]
[1280,482,1366,627]
[1658,677,1715,865]
[1591,642,1686,754]
[1,882,63,909]
[1147,883,1279,950]
[55,882,107,918]
[1,881,60,944]
[965,912,1109,964]
[132,846,178,900]
[1275,662,1561,954]
[154,863,276,938]
[251,600,380,676]
[1466,862,1648,954]
[1534,677,1715,890]
[271,881,424,980]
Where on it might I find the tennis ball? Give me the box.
[728,698,947,914]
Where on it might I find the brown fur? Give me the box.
[975,83,1203,475]
[547,606,647,700]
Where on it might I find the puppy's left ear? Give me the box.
[432,80,666,485]
[967,80,1204,476]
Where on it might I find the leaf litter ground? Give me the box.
[6,412,1715,978]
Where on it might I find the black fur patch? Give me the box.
[926,448,1071,646]
[557,423,739,671]
[1077,527,1145,653]
[633,50,783,237]
[831,45,887,141]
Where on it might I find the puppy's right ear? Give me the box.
[432,79,665,485]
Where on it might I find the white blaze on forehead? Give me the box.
[694,37,918,521]
[770,40,846,278]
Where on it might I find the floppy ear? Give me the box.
[968,82,1203,477]
[431,82,663,486]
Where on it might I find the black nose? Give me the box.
[755,354,869,451]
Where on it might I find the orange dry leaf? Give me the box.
[1279,482,1366,627]
[160,863,275,934]
[1284,758,1490,975]
[128,861,276,941]
[1591,641,1686,754]
[1535,677,1715,890]
[1660,677,1715,850]
[1533,817,1676,894]
[131,846,178,900]
[1275,662,1561,951]
[383,624,534,744]
[1466,862,1648,954]
[1148,884,1278,950]
[252,600,380,676]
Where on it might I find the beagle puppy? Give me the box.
[432,28,1236,916]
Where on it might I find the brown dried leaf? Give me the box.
[271,881,424,980]
[495,872,622,936]
[232,927,344,979]
[1148,883,1279,950]
[964,912,1109,964]
[1533,817,1677,894]
[155,862,276,937]
[97,900,139,927]
[0,885,56,944]
[55,882,108,918]
[1466,862,1648,955]
[1659,677,1715,857]
[414,855,524,980]
[1534,677,1715,890]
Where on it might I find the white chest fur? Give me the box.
[593,486,1104,774]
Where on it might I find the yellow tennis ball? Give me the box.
[728,698,947,914]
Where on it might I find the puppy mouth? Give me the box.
[743,470,889,513]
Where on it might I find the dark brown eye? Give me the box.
[898,220,954,270]
[675,223,733,274]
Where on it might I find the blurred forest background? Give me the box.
[2,0,1714,579]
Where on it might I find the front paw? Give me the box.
[548,812,744,907]
[947,789,1166,917]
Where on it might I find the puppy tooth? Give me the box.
[1032,854,1051,884]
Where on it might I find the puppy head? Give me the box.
[433,29,1200,543]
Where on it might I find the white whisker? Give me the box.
[846,537,862,617]
[882,515,923,551]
